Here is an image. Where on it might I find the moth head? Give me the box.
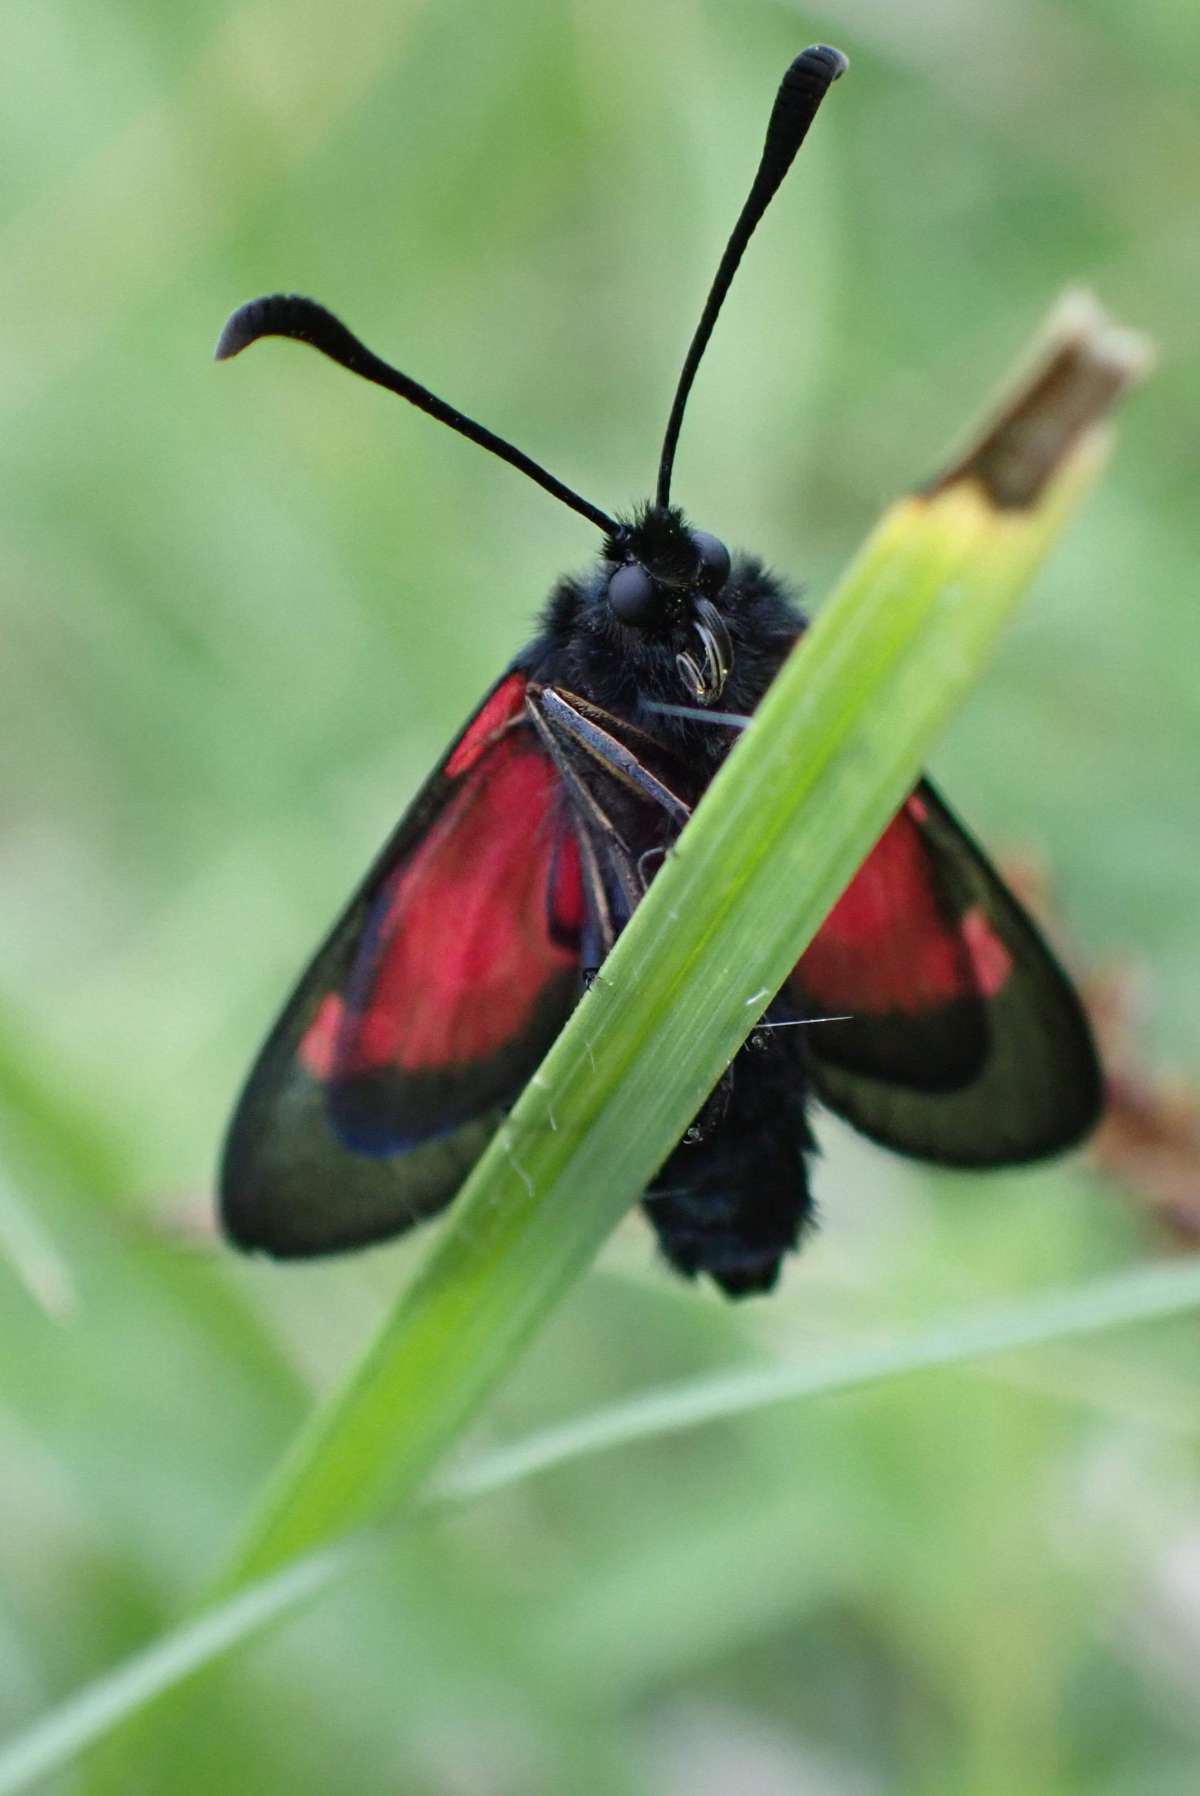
[602,507,734,701]
[604,508,731,625]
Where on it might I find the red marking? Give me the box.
[300,994,345,1080]
[321,732,575,1080]
[548,830,584,940]
[799,809,975,1013]
[906,793,929,823]
[444,674,527,778]
[961,905,1012,997]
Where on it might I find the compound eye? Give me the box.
[609,561,657,625]
[690,530,731,594]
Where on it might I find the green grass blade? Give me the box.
[438,1257,1200,1501]
[3,1250,1195,1794]
[0,1553,345,1796]
[219,295,1148,1587]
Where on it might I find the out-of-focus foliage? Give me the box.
[1,1,1197,1791]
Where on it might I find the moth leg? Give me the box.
[530,687,692,824]
[526,702,644,915]
[526,682,696,991]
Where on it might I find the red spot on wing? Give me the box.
[301,994,345,1080]
[961,905,1013,997]
[799,800,1009,1015]
[548,828,585,942]
[301,728,579,1082]
[444,673,527,778]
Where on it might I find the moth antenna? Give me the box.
[655,44,848,508]
[215,294,619,536]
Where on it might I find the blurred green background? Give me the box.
[2,0,1198,1790]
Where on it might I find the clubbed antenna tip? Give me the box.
[655,44,848,508]
[214,293,619,535]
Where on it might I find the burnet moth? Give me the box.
[216,45,1102,1296]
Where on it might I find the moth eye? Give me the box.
[608,561,658,626]
[690,530,731,594]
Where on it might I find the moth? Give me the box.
[217,46,1101,1295]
